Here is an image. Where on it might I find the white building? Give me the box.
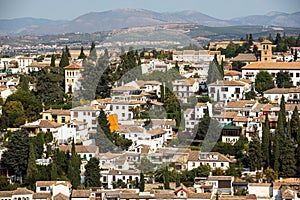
[187,151,230,171]
[101,169,140,189]
[64,63,83,94]
[207,80,250,102]
[242,62,300,86]
[59,145,99,161]
[36,181,72,199]
[263,87,300,104]
[173,78,199,103]
[184,102,213,130]
[70,105,100,130]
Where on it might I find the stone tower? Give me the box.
[261,39,273,62]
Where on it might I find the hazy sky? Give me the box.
[0,0,299,20]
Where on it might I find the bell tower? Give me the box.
[261,39,273,62]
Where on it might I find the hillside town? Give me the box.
[0,31,300,200]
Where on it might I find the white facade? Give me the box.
[70,105,100,130]
[173,78,199,103]
[187,152,230,171]
[242,62,300,86]
[101,170,140,189]
[248,183,272,200]
[207,80,249,102]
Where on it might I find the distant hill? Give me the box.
[231,11,300,27]
[0,17,67,35]
[1,9,300,36]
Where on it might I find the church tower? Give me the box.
[260,39,273,62]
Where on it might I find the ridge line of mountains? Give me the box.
[1,8,300,36]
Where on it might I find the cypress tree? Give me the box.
[25,142,38,190]
[85,157,101,188]
[248,131,262,171]
[261,114,271,168]
[279,95,286,124]
[51,163,58,181]
[290,106,299,141]
[50,54,56,67]
[295,139,300,176]
[59,50,70,68]
[78,46,86,59]
[140,172,145,192]
[163,166,170,189]
[175,173,181,187]
[89,41,97,59]
[66,45,71,57]
[279,138,297,177]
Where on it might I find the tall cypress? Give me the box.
[290,106,299,141]
[140,172,145,192]
[25,142,38,189]
[50,54,56,67]
[248,131,262,171]
[262,114,271,169]
[59,50,69,68]
[89,41,97,59]
[78,46,86,59]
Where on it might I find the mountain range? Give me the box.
[1,9,299,36]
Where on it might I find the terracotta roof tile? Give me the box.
[58,145,98,154]
[208,80,246,86]
[64,63,83,69]
[71,190,90,198]
[242,62,300,70]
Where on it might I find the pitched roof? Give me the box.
[42,109,70,116]
[64,63,83,69]
[118,125,144,133]
[208,80,246,86]
[147,128,167,136]
[214,111,238,119]
[225,100,256,109]
[71,105,99,111]
[224,70,242,76]
[242,62,300,70]
[264,88,290,94]
[72,190,90,198]
[33,192,52,199]
[36,181,72,188]
[112,86,139,91]
[231,53,257,62]
[39,120,62,128]
[188,151,231,162]
[13,188,34,195]
[58,145,98,153]
[53,193,69,200]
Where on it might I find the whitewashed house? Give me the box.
[173,78,199,103]
[207,80,250,102]
[70,105,100,130]
[187,151,230,171]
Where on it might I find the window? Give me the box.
[221,87,228,92]
[113,175,116,181]
[74,112,78,117]
[103,176,107,182]
[61,117,65,123]
[122,106,125,110]
[88,112,90,116]
[116,106,119,109]
[296,73,300,77]
[223,94,226,99]
[83,112,86,116]
[40,186,47,191]
[235,88,240,93]
[122,113,125,117]
[265,58,267,61]
[92,112,96,117]
[290,73,293,77]
[221,163,224,167]
[123,176,125,180]
[92,120,96,125]
[210,87,215,93]
[45,116,48,120]
[213,163,216,167]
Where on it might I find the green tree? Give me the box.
[67,152,81,189]
[59,50,70,68]
[34,67,65,106]
[6,89,42,122]
[163,166,170,189]
[261,114,271,169]
[89,41,97,59]
[174,60,179,72]
[2,101,26,127]
[44,131,53,144]
[290,106,299,141]
[212,168,224,176]
[264,167,278,183]
[25,142,38,190]
[175,173,181,187]
[51,163,58,181]
[140,173,145,192]
[279,138,297,176]
[1,130,30,184]
[248,131,262,171]
[255,71,274,94]
[50,54,56,67]
[35,132,45,159]
[276,70,293,88]
[85,157,101,188]
[245,90,256,100]
[135,157,155,173]
[65,45,71,57]
[78,46,86,59]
